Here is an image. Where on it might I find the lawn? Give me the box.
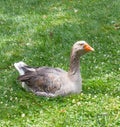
[0,0,120,126]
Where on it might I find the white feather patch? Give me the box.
[14,61,27,75]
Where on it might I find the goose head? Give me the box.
[72,41,94,56]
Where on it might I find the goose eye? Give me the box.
[79,43,84,46]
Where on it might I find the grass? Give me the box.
[0,0,120,126]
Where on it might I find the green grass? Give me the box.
[0,0,120,126]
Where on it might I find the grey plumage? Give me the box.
[18,67,65,93]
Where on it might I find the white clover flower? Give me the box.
[21,113,25,118]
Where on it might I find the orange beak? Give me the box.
[84,44,94,52]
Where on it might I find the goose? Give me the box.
[14,41,94,97]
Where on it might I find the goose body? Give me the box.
[14,41,94,97]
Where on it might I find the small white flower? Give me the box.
[10,88,13,92]
[94,95,97,98]
[74,9,78,13]
[111,21,115,24]
[11,105,14,108]
[0,101,3,104]
[10,97,13,101]
[72,99,76,103]
[21,113,25,117]
[26,43,31,46]
[77,102,81,106]
[117,96,120,99]
[15,97,18,100]
[81,93,84,96]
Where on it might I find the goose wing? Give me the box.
[18,67,66,93]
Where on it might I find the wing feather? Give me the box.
[18,67,65,93]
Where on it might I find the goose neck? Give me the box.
[68,50,80,76]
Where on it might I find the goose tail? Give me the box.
[14,61,36,76]
[14,61,28,75]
